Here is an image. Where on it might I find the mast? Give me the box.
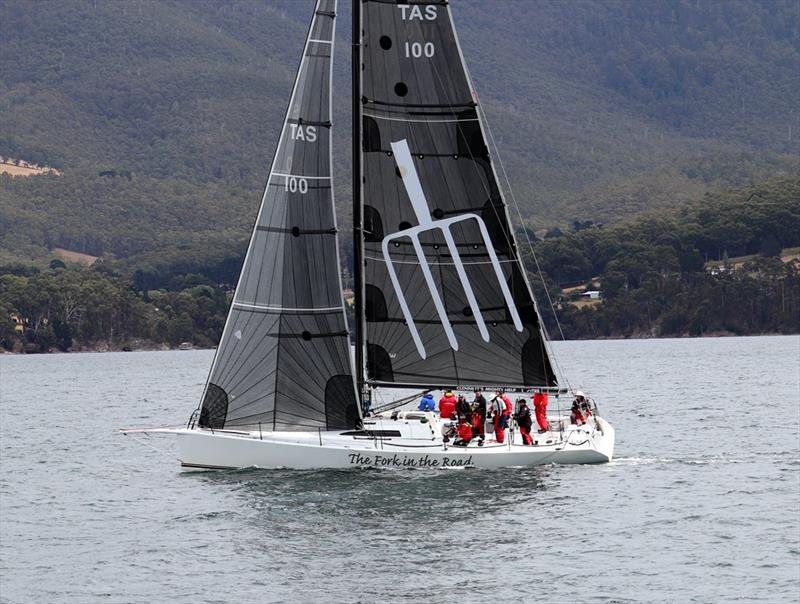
[352,0,366,406]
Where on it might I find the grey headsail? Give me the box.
[355,0,557,390]
[199,0,359,431]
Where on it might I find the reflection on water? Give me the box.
[194,466,551,522]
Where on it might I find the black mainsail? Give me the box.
[355,0,557,391]
[198,0,359,431]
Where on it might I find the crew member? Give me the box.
[438,390,457,419]
[500,389,513,420]
[491,393,507,444]
[418,392,436,412]
[533,390,549,433]
[456,394,471,422]
[453,417,473,447]
[471,389,487,446]
[571,390,591,425]
[514,399,534,445]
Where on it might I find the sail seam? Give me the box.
[364,98,475,109]
[232,302,342,313]
[366,0,447,5]
[256,226,338,235]
[362,112,478,123]
[267,331,349,339]
[287,118,332,127]
[364,255,516,266]
[271,172,332,180]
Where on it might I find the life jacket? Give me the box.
[471,412,483,430]
[439,394,457,419]
[491,398,505,418]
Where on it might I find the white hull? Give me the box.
[165,413,614,470]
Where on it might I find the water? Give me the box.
[1,336,798,603]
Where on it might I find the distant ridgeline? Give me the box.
[1,0,799,265]
[1,177,797,352]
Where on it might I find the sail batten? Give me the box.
[356,0,557,391]
[198,0,359,432]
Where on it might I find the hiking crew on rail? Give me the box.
[411,389,592,447]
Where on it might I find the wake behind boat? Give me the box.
[123,0,615,470]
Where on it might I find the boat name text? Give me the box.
[347,452,473,468]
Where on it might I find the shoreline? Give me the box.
[2,331,797,355]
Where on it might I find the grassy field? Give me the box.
[51,247,98,266]
[0,160,61,177]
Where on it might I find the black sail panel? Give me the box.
[359,0,557,390]
[199,0,359,431]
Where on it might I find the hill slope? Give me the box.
[0,0,798,263]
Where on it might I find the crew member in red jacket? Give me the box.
[438,390,457,420]
[533,391,550,433]
[453,418,473,447]
[500,390,513,419]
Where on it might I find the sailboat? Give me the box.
[123,0,614,470]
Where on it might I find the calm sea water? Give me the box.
[1,336,798,603]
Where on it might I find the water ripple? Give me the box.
[1,338,799,603]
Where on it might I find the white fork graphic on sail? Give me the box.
[382,139,523,359]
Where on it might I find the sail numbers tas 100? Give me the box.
[399,4,437,59]
[405,41,435,58]
[284,177,308,194]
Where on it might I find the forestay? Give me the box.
[357,0,557,390]
[198,0,359,431]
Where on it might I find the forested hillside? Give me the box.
[530,176,800,338]
[2,176,797,352]
[1,0,798,266]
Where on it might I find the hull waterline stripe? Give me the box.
[181,462,240,470]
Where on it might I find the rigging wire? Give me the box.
[122,431,178,461]
[474,99,573,393]
[427,6,572,392]
[423,31,561,391]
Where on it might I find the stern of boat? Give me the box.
[592,416,615,462]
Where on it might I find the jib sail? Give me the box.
[198,0,359,431]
